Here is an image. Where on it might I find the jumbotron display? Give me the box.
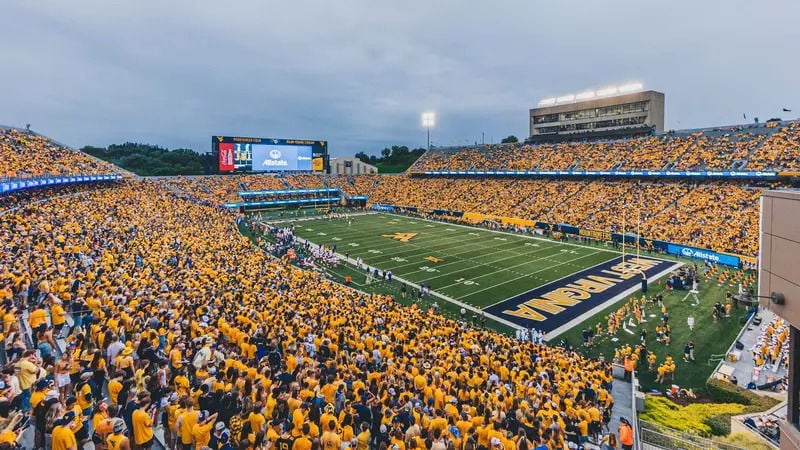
[213,135,328,173]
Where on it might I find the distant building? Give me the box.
[529,88,665,143]
[329,157,377,175]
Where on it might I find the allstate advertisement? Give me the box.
[251,145,313,172]
[666,243,739,267]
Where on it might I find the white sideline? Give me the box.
[292,235,527,331]
[544,260,683,340]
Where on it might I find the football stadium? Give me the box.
[2,3,800,450]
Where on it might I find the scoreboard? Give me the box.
[213,135,328,173]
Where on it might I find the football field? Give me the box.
[270,212,681,335]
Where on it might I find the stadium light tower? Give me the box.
[422,112,436,151]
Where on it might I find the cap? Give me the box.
[113,419,126,433]
[491,438,501,446]
[215,421,226,432]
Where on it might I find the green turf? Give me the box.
[251,207,362,221]
[246,212,755,390]
[286,213,618,307]
[558,275,751,391]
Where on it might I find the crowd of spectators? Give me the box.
[163,175,287,204]
[409,120,800,172]
[1,180,622,450]
[751,317,790,370]
[151,172,770,257]
[365,177,769,256]
[0,129,119,179]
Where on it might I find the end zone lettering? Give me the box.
[485,256,675,332]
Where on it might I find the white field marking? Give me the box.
[545,261,682,339]
[324,226,512,262]
[260,211,379,225]
[343,222,579,269]
[380,212,676,263]
[338,232,496,262]
[447,250,605,298]
[293,235,525,330]
[393,238,562,275]
[482,255,651,309]
[405,244,570,282]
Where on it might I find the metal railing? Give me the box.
[638,420,747,450]
[632,369,642,450]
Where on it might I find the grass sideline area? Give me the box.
[244,211,755,391]
[559,276,751,391]
[288,213,619,306]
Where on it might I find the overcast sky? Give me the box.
[1,1,798,157]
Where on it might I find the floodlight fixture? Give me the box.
[421,112,436,128]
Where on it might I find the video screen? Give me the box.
[214,136,327,173]
[251,144,312,172]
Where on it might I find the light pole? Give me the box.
[422,112,436,151]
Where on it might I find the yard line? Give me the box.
[307,222,524,262]
[382,212,675,263]
[450,250,606,300]
[480,255,632,308]
[545,260,683,339]
[293,235,525,331]
[293,215,587,269]
[334,230,498,261]
[380,237,561,272]
[403,244,566,281]
[293,217,487,252]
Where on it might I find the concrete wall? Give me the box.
[759,189,800,450]
[760,190,800,326]
[329,158,377,176]
[529,90,665,136]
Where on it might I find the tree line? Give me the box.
[82,143,207,176]
[354,145,426,172]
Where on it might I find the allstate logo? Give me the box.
[269,149,282,159]
[681,248,694,257]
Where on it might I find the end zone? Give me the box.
[484,255,682,337]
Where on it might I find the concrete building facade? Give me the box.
[529,90,665,142]
[329,157,377,176]
[759,189,800,450]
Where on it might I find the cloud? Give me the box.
[1,0,798,157]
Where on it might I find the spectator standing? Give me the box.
[618,418,634,450]
[15,350,40,412]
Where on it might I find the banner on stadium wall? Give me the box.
[666,244,740,267]
[418,170,780,180]
[239,188,340,197]
[224,197,341,209]
[371,204,747,268]
[0,174,122,196]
